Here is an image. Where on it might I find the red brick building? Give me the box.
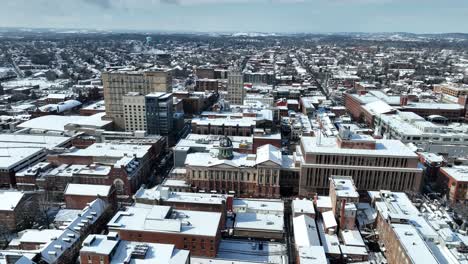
[438,166,468,205]
[196,79,219,92]
[80,233,190,264]
[185,143,283,198]
[64,183,116,210]
[0,191,36,232]
[107,205,222,257]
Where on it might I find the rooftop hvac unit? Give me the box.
[131,244,149,259]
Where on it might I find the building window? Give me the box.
[113,179,125,195]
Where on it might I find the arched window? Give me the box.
[113,179,125,195]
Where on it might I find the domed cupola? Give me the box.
[218,136,234,160]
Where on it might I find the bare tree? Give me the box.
[0,225,12,249]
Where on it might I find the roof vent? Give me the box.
[131,244,149,259]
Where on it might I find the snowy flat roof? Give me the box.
[403,103,464,110]
[441,166,468,182]
[75,165,112,176]
[293,215,320,248]
[298,246,328,264]
[392,224,439,264]
[81,235,190,264]
[292,199,315,215]
[113,241,189,264]
[363,100,395,115]
[331,176,359,198]
[18,113,111,132]
[0,134,71,149]
[162,179,190,187]
[317,220,341,255]
[322,211,337,230]
[234,212,284,232]
[82,100,105,111]
[108,205,221,237]
[65,183,111,197]
[192,117,256,127]
[17,229,64,245]
[316,196,332,210]
[340,229,365,247]
[192,239,287,264]
[63,142,151,159]
[0,147,45,170]
[233,198,284,213]
[301,136,418,158]
[0,191,24,211]
[371,191,438,240]
[135,185,226,205]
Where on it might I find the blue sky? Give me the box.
[1,0,467,33]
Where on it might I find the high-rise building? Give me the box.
[146,92,173,136]
[121,92,173,136]
[102,68,172,129]
[226,66,244,105]
[122,92,146,132]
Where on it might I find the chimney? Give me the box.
[458,95,468,106]
[313,194,318,205]
[226,195,234,212]
[340,199,346,230]
[400,94,408,106]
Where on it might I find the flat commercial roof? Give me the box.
[192,117,256,127]
[81,235,190,264]
[235,212,284,232]
[301,136,418,158]
[135,185,226,205]
[293,215,320,248]
[18,113,111,132]
[0,191,24,211]
[441,166,468,182]
[0,147,44,170]
[65,183,111,197]
[292,199,315,215]
[316,196,332,211]
[233,198,284,214]
[108,205,221,237]
[403,103,464,110]
[0,134,71,149]
[16,229,64,245]
[371,191,438,240]
[392,224,439,264]
[63,142,151,159]
[340,229,365,247]
[298,246,328,264]
[191,239,287,264]
[331,177,359,198]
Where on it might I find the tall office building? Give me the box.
[146,92,173,136]
[297,126,423,196]
[122,92,146,132]
[226,66,244,105]
[121,92,173,136]
[102,68,172,129]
